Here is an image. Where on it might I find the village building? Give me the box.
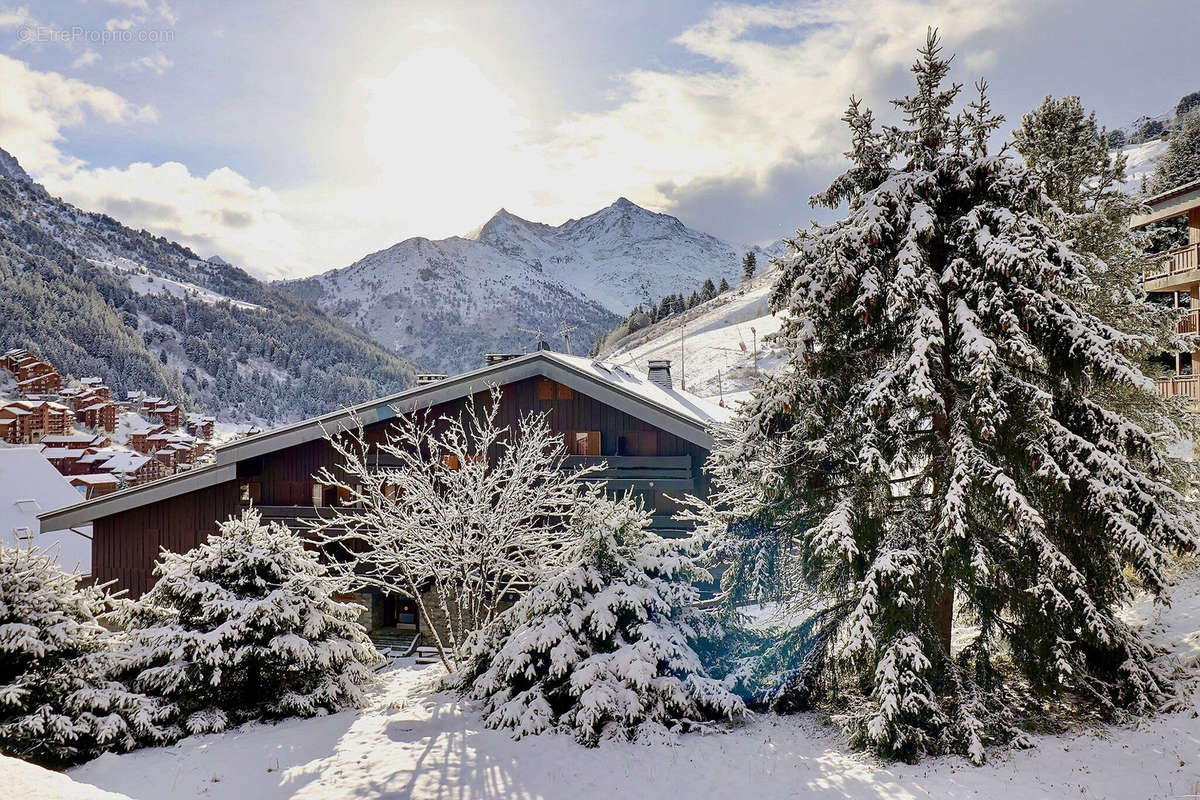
[68,473,119,500]
[94,451,171,487]
[1134,177,1200,399]
[0,399,73,442]
[185,413,216,440]
[40,351,729,636]
[40,446,97,476]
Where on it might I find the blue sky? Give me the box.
[1,0,1197,278]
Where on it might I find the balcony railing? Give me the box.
[564,455,694,491]
[1155,375,1200,400]
[1144,242,1200,282]
[1178,308,1200,334]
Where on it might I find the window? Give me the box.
[442,454,461,470]
[537,379,574,401]
[13,526,32,544]
[311,482,324,507]
[568,431,600,456]
[239,481,261,505]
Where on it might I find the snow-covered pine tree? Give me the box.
[1149,108,1200,195]
[700,32,1200,764]
[1014,95,1198,425]
[114,510,381,735]
[0,546,172,766]
[456,491,744,746]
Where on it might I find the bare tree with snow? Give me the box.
[307,388,602,669]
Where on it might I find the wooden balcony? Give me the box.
[1180,308,1200,334]
[1155,375,1200,401]
[564,455,694,491]
[1143,243,1200,292]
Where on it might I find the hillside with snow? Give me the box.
[0,147,416,423]
[598,259,788,407]
[280,199,775,375]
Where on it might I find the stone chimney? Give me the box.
[646,359,672,390]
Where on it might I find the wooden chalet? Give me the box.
[40,351,730,635]
[69,473,119,500]
[1134,178,1200,399]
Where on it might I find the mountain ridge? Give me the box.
[279,198,780,375]
[0,146,416,424]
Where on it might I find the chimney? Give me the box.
[646,359,672,390]
[537,340,551,351]
[484,353,522,366]
[416,373,447,386]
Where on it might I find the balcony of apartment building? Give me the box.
[1133,178,1200,401]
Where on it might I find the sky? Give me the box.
[0,0,1197,280]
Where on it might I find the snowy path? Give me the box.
[48,572,1200,799]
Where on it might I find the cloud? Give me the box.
[0,54,155,177]
[120,50,171,74]
[70,49,101,69]
[103,0,177,33]
[0,5,36,29]
[537,0,1029,221]
[0,1,1032,281]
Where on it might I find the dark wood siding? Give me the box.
[91,376,713,598]
[92,480,240,597]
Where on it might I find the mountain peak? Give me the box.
[0,147,31,183]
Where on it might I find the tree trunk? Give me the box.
[930,238,956,659]
[935,578,954,656]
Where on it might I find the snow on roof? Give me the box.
[69,474,117,485]
[99,452,150,473]
[39,448,87,459]
[0,447,91,572]
[543,351,733,425]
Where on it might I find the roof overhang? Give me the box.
[38,461,237,532]
[1130,178,1200,228]
[39,352,716,532]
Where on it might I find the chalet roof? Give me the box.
[42,434,104,445]
[39,350,730,532]
[40,448,88,459]
[1130,177,1200,228]
[69,473,118,485]
[0,447,91,573]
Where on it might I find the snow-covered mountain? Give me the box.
[280,199,772,375]
[0,146,416,423]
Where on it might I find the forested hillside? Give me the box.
[0,149,416,423]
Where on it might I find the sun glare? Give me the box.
[361,48,534,230]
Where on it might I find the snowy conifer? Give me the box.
[456,491,744,746]
[1015,95,1197,424]
[114,510,381,735]
[698,32,1199,763]
[0,546,171,765]
[1150,108,1200,195]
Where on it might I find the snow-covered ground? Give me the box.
[1119,138,1169,194]
[91,256,264,312]
[36,568,1199,800]
[601,263,788,407]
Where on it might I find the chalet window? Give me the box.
[536,379,575,401]
[565,430,600,456]
[312,483,324,507]
[442,454,461,470]
[239,481,261,505]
